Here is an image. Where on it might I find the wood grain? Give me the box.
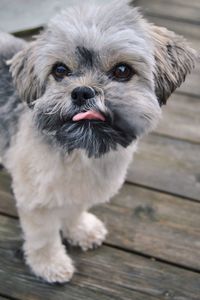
[127,134,200,201]
[176,67,200,98]
[94,184,200,270]
[135,0,200,23]
[0,214,200,300]
[137,3,200,35]
[155,92,200,143]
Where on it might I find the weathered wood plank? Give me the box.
[143,14,200,48]
[135,0,200,23]
[0,250,138,300]
[177,67,200,98]
[0,170,16,217]
[0,170,12,194]
[0,214,200,300]
[155,93,200,143]
[127,134,200,201]
[95,184,200,270]
[0,190,16,217]
[0,172,200,271]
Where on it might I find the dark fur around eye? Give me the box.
[109,63,135,82]
[52,63,71,81]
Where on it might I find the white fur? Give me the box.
[64,212,108,251]
[4,110,136,283]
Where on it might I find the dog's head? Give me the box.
[10,1,197,158]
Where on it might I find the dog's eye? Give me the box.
[52,63,71,80]
[110,64,135,82]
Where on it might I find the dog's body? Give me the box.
[0,1,196,283]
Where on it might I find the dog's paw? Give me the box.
[66,212,108,251]
[25,246,75,284]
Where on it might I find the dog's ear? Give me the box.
[149,25,197,105]
[9,42,46,105]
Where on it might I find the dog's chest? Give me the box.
[50,148,134,208]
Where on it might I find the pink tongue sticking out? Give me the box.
[73,110,105,122]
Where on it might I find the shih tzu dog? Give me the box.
[0,0,197,283]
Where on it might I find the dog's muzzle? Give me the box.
[34,94,136,158]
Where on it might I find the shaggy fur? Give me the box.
[0,0,196,283]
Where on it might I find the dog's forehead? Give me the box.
[46,1,151,60]
[34,1,155,77]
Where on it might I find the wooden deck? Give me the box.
[0,0,200,299]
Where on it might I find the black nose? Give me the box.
[71,86,95,106]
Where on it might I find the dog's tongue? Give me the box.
[73,110,105,122]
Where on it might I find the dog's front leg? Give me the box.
[62,211,108,251]
[18,207,75,283]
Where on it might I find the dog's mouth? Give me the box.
[35,102,136,158]
[72,110,106,122]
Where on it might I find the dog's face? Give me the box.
[10,1,196,158]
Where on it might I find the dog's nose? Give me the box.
[71,86,95,106]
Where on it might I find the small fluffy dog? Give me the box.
[0,0,197,283]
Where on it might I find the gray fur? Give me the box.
[10,42,47,104]
[149,25,197,104]
[76,46,96,69]
[0,33,25,153]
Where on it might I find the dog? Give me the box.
[0,0,197,283]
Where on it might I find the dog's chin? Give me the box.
[55,119,136,158]
[35,104,137,158]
